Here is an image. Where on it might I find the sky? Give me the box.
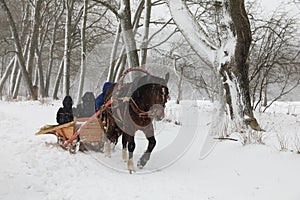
[258,0,299,15]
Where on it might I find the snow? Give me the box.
[0,99,300,200]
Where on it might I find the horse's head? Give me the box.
[134,73,170,121]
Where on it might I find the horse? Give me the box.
[101,73,170,173]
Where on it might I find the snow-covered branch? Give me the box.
[165,0,218,64]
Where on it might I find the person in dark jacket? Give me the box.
[56,96,74,125]
[73,92,95,118]
[95,82,112,111]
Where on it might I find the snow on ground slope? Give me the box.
[0,100,300,200]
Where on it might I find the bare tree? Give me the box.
[248,5,300,111]
[0,0,36,99]
[165,0,262,132]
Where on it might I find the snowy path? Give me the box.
[0,100,300,200]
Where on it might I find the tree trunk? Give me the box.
[107,24,121,82]
[12,68,22,99]
[63,0,74,96]
[119,0,139,68]
[263,78,268,107]
[176,66,184,104]
[11,37,31,98]
[52,59,64,100]
[34,64,38,86]
[140,0,151,67]
[114,54,127,82]
[10,57,19,96]
[26,0,42,82]
[226,0,261,130]
[45,3,65,96]
[106,0,144,81]
[76,0,88,105]
[0,57,16,94]
[36,48,46,97]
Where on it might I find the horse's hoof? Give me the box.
[128,158,135,172]
[137,161,144,169]
[137,153,150,169]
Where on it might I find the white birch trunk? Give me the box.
[76,0,88,106]
[63,0,74,96]
[107,24,121,82]
[0,57,16,94]
[139,0,151,67]
[45,3,65,96]
[119,0,139,68]
[52,59,64,99]
[26,0,42,82]
[12,69,22,99]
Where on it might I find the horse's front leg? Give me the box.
[104,136,111,158]
[127,134,135,173]
[122,133,128,162]
[138,135,156,169]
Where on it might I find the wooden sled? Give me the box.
[35,118,104,153]
[76,117,105,152]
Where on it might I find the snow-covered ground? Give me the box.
[0,99,300,200]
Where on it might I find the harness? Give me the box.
[110,67,153,119]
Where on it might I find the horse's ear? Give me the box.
[164,72,170,83]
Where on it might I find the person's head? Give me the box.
[82,92,95,102]
[82,92,95,108]
[63,95,73,109]
[102,82,113,93]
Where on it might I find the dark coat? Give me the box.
[95,82,112,111]
[56,96,74,125]
[73,92,96,118]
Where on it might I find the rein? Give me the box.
[129,97,152,118]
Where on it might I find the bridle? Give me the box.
[129,83,169,119]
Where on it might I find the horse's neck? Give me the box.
[133,85,153,110]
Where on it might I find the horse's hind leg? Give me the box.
[127,135,135,173]
[122,133,128,162]
[137,136,156,169]
[104,136,111,157]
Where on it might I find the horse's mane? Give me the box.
[105,75,167,100]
